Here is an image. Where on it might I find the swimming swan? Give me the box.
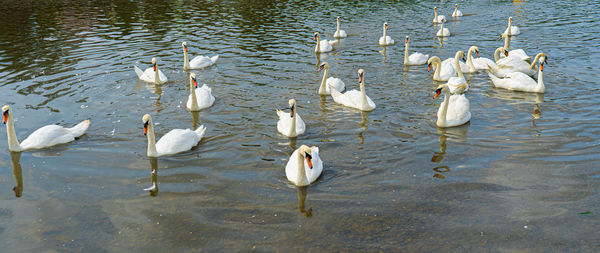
[142,114,206,157]
[428,56,457,81]
[466,46,497,71]
[317,62,346,95]
[182,42,219,70]
[276,99,306,137]
[314,32,335,53]
[452,4,463,17]
[487,55,546,93]
[186,73,215,111]
[379,22,394,45]
[433,83,471,127]
[286,145,323,186]
[404,36,429,65]
[134,57,168,84]
[331,69,376,111]
[333,16,347,38]
[433,6,446,23]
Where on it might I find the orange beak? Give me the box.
[385,24,388,30]
[475,51,480,57]
[184,46,188,52]
[428,64,432,72]
[434,89,441,99]
[405,37,409,43]
[305,155,313,169]
[313,34,317,40]
[2,112,7,124]
[290,105,294,118]
[540,63,544,71]
[192,78,198,88]
[358,73,363,83]
[153,64,156,72]
[143,122,148,135]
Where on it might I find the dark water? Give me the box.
[0,0,599,251]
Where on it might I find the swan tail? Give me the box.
[210,55,219,64]
[194,125,207,139]
[68,120,90,137]
[134,65,144,78]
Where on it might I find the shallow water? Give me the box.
[0,0,599,251]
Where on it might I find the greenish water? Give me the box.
[0,0,599,251]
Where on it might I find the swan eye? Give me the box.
[305,153,312,159]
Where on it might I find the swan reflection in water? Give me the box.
[531,104,542,127]
[358,111,370,145]
[144,157,159,196]
[379,46,387,63]
[296,186,312,218]
[431,122,470,178]
[10,152,23,197]
[135,79,163,106]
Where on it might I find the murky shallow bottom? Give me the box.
[0,0,599,251]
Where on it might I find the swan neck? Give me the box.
[537,67,544,91]
[319,67,328,94]
[439,91,450,126]
[154,64,159,83]
[5,112,21,151]
[494,48,501,62]
[507,19,512,36]
[289,107,297,137]
[467,48,475,70]
[530,54,542,69]
[296,151,307,184]
[183,51,189,70]
[146,123,158,157]
[336,19,340,33]
[503,35,510,49]
[360,81,368,110]
[455,55,464,79]
[189,78,198,111]
[404,40,409,64]
[382,26,387,44]
[433,60,441,79]
[315,35,320,53]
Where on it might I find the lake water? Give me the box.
[0,0,599,251]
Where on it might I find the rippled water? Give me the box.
[0,0,599,251]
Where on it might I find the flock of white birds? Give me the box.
[1,4,548,189]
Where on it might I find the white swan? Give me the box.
[333,16,347,38]
[286,145,323,186]
[490,52,546,77]
[487,55,546,93]
[500,34,531,61]
[433,84,471,127]
[314,32,334,53]
[142,114,206,157]
[2,105,90,152]
[331,69,376,111]
[447,51,469,94]
[378,22,394,45]
[433,6,446,23]
[436,19,450,37]
[404,36,429,65]
[276,99,306,138]
[502,17,520,36]
[452,4,463,17]
[317,62,345,95]
[182,42,219,70]
[466,46,497,71]
[186,73,215,111]
[134,57,168,84]
[427,56,457,81]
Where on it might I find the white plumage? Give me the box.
[286,145,323,186]
[378,22,394,45]
[186,73,215,111]
[330,69,376,112]
[276,99,306,138]
[182,42,219,70]
[404,36,429,65]
[314,32,334,53]
[142,114,206,157]
[317,62,346,95]
[134,57,168,84]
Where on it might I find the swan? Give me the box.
[487,55,546,93]
[427,56,457,81]
[317,62,345,95]
[452,4,463,17]
[134,57,168,84]
[447,51,469,94]
[276,99,306,137]
[433,6,446,23]
[502,17,521,36]
[285,145,323,186]
[2,105,90,152]
[433,84,471,127]
[331,69,376,111]
[378,22,394,45]
[182,42,219,70]
[490,52,546,77]
[404,36,429,65]
[499,34,531,61]
[333,16,347,38]
[186,73,215,111]
[436,19,450,37]
[142,114,206,157]
[466,46,497,71]
[314,32,334,53]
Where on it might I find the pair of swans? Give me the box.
[379,22,394,46]
[134,57,168,84]
[286,145,323,186]
[2,105,90,152]
[502,17,521,36]
[404,36,428,65]
[276,99,306,138]
[182,42,219,70]
[186,73,215,111]
[142,114,206,157]
[487,54,547,93]
[433,51,471,127]
[317,62,346,95]
[334,16,347,38]
[314,32,335,53]
[489,52,547,77]
[427,51,468,81]
[331,69,376,111]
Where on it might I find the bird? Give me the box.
[433,83,471,127]
[427,56,457,81]
[404,36,429,65]
[285,145,323,186]
[436,19,450,37]
[276,99,306,138]
[465,46,497,71]
[333,16,347,38]
[487,54,547,93]
[134,57,168,84]
[452,4,463,17]
[331,69,376,111]
[446,51,469,94]
[433,6,446,23]
[2,105,90,151]
[317,62,346,95]
[142,114,206,157]
[499,34,530,61]
[181,42,219,70]
[186,73,215,111]
[502,16,521,36]
[490,52,547,77]
[314,32,334,53]
[378,22,394,45]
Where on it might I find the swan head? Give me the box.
[358,69,365,83]
[537,54,547,71]
[383,22,388,30]
[405,36,409,44]
[288,99,296,118]
[313,32,319,40]
[456,51,466,62]
[455,4,458,8]
[441,18,446,24]
[298,145,313,169]
[427,56,440,71]
[182,41,188,52]
[317,62,329,72]
[142,114,152,136]
[190,73,198,88]
[509,17,513,23]
[433,84,447,99]
[2,105,10,124]
[151,57,157,71]
[337,16,340,21]
[470,46,480,57]
[434,6,438,12]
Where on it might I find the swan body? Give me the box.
[502,17,520,36]
[446,51,469,94]
[452,4,463,17]
[285,145,323,186]
[487,55,546,93]
[491,52,546,77]
[331,69,376,111]
[433,84,471,127]
[142,114,206,157]
[318,62,346,95]
[134,57,168,84]
[428,56,457,81]
[500,34,531,61]
[2,105,89,152]
[378,22,394,45]
[404,36,429,65]
[436,19,450,37]
[433,6,446,23]
[186,73,215,111]
[276,99,306,137]
[314,32,334,53]
[442,57,469,73]
[466,46,497,71]
[182,42,218,70]
[333,17,347,38]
